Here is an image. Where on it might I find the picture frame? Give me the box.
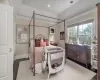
[16,25,29,44]
[50,27,55,34]
[60,31,65,40]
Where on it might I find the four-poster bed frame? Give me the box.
[28,11,66,76]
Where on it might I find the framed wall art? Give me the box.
[50,27,55,34]
[16,25,29,44]
[60,31,65,40]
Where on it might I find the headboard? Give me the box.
[29,34,48,47]
[35,34,47,40]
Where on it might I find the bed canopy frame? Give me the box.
[25,11,66,76]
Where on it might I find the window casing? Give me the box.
[68,22,93,45]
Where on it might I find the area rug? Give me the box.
[16,59,96,80]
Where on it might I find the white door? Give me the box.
[0,4,13,80]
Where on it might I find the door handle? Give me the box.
[9,48,12,52]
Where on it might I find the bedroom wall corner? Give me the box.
[56,22,65,48]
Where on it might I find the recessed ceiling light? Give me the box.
[48,4,51,7]
[70,1,74,3]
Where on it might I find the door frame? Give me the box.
[97,3,100,80]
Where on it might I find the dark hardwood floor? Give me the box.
[91,75,97,80]
[13,58,29,80]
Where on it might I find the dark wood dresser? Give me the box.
[65,43,91,67]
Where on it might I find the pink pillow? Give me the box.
[40,41,46,47]
[44,40,49,46]
[46,41,49,46]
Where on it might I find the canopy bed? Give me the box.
[28,11,66,77]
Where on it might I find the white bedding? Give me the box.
[44,46,64,60]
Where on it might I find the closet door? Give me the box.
[0,4,13,80]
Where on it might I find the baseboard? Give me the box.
[14,54,29,60]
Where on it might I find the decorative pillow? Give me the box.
[53,43,57,46]
[45,40,49,46]
[40,41,46,47]
[35,39,40,47]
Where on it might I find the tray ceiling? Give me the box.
[22,0,80,14]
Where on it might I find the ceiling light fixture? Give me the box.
[48,4,51,7]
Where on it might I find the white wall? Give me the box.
[30,26,49,39]
[14,19,29,59]
[57,8,97,48]
[57,23,65,48]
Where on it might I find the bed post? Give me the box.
[64,20,66,44]
[28,24,30,55]
[33,11,35,76]
[64,20,66,63]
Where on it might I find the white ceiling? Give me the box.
[22,0,80,14]
[59,0,100,19]
[13,0,100,20]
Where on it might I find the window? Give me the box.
[68,26,77,44]
[68,22,93,45]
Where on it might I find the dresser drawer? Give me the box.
[67,48,78,60]
[65,43,90,67]
[78,52,87,64]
